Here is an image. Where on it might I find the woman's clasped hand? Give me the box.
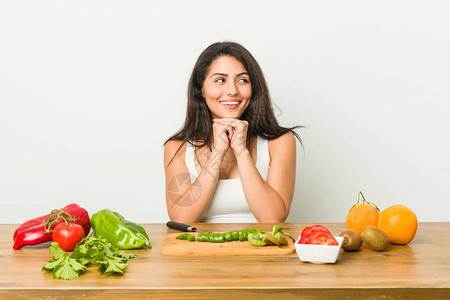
[212,118,248,154]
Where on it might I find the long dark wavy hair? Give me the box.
[165,41,302,159]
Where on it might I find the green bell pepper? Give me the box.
[224,232,233,242]
[272,225,295,242]
[176,233,195,241]
[90,208,151,249]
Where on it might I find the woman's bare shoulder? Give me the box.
[267,132,296,161]
[165,140,184,150]
[164,140,187,165]
[268,132,296,150]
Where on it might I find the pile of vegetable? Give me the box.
[176,225,294,247]
[12,204,151,280]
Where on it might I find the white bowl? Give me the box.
[295,236,344,264]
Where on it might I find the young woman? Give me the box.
[164,42,301,223]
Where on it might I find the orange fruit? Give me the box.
[346,192,380,234]
[378,205,418,245]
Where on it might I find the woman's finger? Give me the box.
[213,122,231,133]
[227,127,235,141]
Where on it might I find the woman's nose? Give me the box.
[225,81,238,96]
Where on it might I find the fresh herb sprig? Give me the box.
[42,236,138,280]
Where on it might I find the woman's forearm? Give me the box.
[236,149,291,222]
[167,149,226,223]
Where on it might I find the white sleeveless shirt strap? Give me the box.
[185,141,199,183]
[255,136,270,181]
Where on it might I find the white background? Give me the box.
[1,1,449,224]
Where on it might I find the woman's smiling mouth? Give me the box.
[219,100,241,109]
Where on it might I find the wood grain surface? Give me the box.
[161,232,295,256]
[1,222,450,299]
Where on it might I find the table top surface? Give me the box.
[1,222,450,299]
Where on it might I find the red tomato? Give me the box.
[52,222,85,251]
[308,230,338,245]
[299,225,332,244]
[299,226,314,243]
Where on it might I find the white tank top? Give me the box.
[185,136,270,223]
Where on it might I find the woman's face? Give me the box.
[201,55,252,119]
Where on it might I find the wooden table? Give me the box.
[1,223,449,299]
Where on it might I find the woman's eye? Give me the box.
[215,78,225,83]
[238,78,249,84]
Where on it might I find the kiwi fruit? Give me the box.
[361,225,390,251]
[339,229,363,251]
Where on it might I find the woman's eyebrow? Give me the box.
[236,72,249,77]
[209,72,249,78]
[210,72,228,78]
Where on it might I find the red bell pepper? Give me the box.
[13,203,91,250]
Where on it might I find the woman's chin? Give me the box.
[215,112,243,119]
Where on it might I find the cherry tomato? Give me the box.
[52,222,85,251]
